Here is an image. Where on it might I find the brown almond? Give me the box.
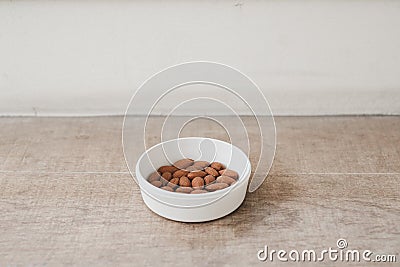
[173,158,194,169]
[179,176,191,187]
[187,171,207,179]
[192,161,210,170]
[205,167,219,177]
[216,175,236,185]
[191,177,205,188]
[191,189,208,194]
[148,171,161,182]
[175,187,193,194]
[150,180,162,187]
[158,165,179,174]
[173,169,189,178]
[185,166,198,172]
[161,186,173,192]
[168,177,179,186]
[211,162,225,171]
[204,175,216,185]
[206,182,229,191]
[159,177,169,186]
[162,172,172,181]
[219,169,239,180]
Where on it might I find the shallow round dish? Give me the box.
[135,137,251,222]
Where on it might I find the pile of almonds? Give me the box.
[147,158,239,194]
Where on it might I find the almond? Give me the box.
[204,175,216,185]
[158,165,179,174]
[205,182,229,191]
[168,177,179,186]
[150,180,162,187]
[192,161,210,170]
[160,178,169,186]
[179,176,191,187]
[173,158,194,169]
[175,187,193,194]
[210,162,225,171]
[162,172,172,181]
[185,166,198,172]
[187,170,207,179]
[191,177,205,188]
[219,169,239,180]
[205,167,219,177]
[173,169,189,178]
[148,171,161,182]
[216,175,236,185]
[161,186,173,192]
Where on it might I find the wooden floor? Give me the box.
[0,116,399,266]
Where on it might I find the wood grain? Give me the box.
[0,116,399,266]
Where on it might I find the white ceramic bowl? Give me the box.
[135,137,251,222]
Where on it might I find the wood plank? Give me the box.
[0,172,398,266]
[0,116,399,266]
[0,117,126,172]
[273,116,400,174]
[1,116,399,174]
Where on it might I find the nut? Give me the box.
[187,170,207,179]
[175,187,193,194]
[185,166,198,172]
[160,178,169,186]
[179,176,191,187]
[148,172,161,182]
[150,180,162,187]
[192,161,210,170]
[168,177,179,186]
[161,186,173,192]
[162,172,172,181]
[219,169,239,180]
[158,165,179,174]
[216,176,236,185]
[204,175,216,185]
[205,167,219,177]
[173,169,189,178]
[191,177,205,188]
[205,182,229,191]
[173,158,194,169]
[210,162,224,171]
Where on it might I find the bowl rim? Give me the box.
[135,137,251,199]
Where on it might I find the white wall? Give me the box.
[0,0,399,116]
